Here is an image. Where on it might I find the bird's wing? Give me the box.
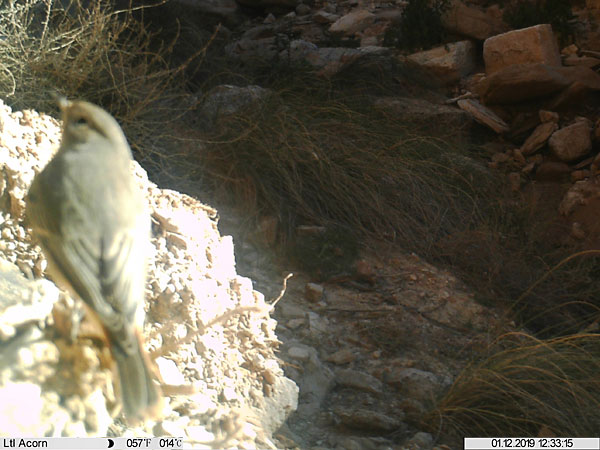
[35,226,143,355]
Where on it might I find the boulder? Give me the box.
[479,63,600,104]
[283,41,390,78]
[483,24,561,75]
[198,85,272,126]
[329,9,375,36]
[373,97,472,132]
[535,160,571,181]
[313,10,339,24]
[549,118,593,162]
[442,0,508,40]
[563,54,600,68]
[407,40,476,85]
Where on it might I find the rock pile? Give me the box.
[0,100,298,447]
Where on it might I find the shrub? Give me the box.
[503,0,575,44]
[383,0,449,51]
[0,0,204,173]
[425,332,600,440]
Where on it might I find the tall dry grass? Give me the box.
[426,332,600,439]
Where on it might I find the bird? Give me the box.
[26,97,161,421]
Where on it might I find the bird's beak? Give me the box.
[50,92,70,112]
[56,96,71,112]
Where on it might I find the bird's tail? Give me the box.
[111,332,161,421]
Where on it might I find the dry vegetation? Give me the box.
[426,332,600,439]
[0,0,205,173]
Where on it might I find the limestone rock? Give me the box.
[457,98,508,133]
[563,54,600,68]
[520,121,558,155]
[407,40,476,85]
[374,96,472,131]
[329,9,375,35]
[313,10,339,24]
[483,24,561,75]
[284,43,389,77]
[549,118,593,162]
[0,258,58,340]
[539,110,559,123]
[386,368,444,402]
[480,63,600,104]
[335,408,403,432]
[559,179,600,216]
[336,369,383,395]
[325,348,356,365]
[199,84,271,126]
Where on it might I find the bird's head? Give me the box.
[57,97,131,157]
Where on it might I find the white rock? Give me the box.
[156,357,186,386]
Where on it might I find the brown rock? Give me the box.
[313,10,339,24]
[442,0,508,40]
[480,63,569,104]
[304,282,324,302]
[520,121,558,155]
[480,64,600,105]
[329,9,375,35]
[536,160,571,181]
[539,110,559,123]
[457,98,508,133]
[386,368,442,401]
[559,179,600,216]
[573,156,594,170]
[326,348,356,365]
[407,40,476,85]
[464,72,487,94]
[559,65,600,89]
[355,259,376,283]
[483,24,561,75]
[336,369,383,395]
[548,118,592,162]
[521,161,536,174]
[563,55,600,68]
[571,222,586,240]
[547,81,593,110]
[335,408,403,432]
[571,170,591,181]
[513,149,526,165]
[561,44,579,56]
[358,21,390,47]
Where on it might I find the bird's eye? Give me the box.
[74,116,87,125]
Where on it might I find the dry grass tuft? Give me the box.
[200,85,493,248]
[425,332,600,439]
